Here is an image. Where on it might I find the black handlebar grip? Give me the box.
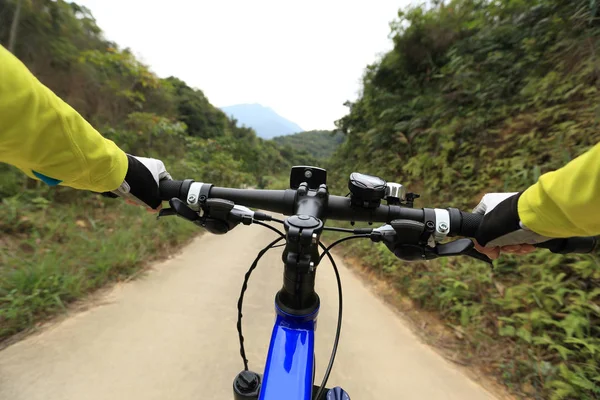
[536,237,598,254]
[159,179,188,201]
[460,211,483,238]
[448,209,483,238]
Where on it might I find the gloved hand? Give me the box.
[473,192,551,248]
[106,155,172,210]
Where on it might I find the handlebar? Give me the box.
[159,180,597,255]
[159,180,425,224]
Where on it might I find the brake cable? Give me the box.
[235,217,371,398]
[319,234,371,262]
[236,233,285,371]
[253,220,286,237]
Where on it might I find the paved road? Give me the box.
[0,224,497,400]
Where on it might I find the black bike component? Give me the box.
[199,198,238,235]
[252,221,286,237]
[318,235,372,263]
[323,226,373,234]
[391,220,424,244]
[446,208,462,236]
[435,238,473,256]
[277,209,324,315]
[274,181,330,315]
[463,247,495,264]
[348,172,387,209]
[167,198,200,222]
[436,239,492,264]
[325,195,424,222]
[372,224,493,264]
[389,244,428,261]
[160,182,428,224]
[156,207,177,218]
[157,178,192,202]
[209,187,296,215]
[237,236,286,371]
[535,236,598,254]
[290,166,327,189]
[421,208,436,242]
[447,209,482,238]
[233,370,261,399]
[161,197,236,235]
[295,182,329,218]
[205,198,235,219]
[198,183,213,204]
[202,219,232,235]
[405,192,421,208]
[252,212,275,222]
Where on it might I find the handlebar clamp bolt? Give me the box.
[439,222,449,233]
[187,194,197,203]
[312,233,318,244]
[309,262,315,272]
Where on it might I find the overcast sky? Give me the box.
[76,1,411,130]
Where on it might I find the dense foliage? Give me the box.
[331,0,600,398]
[273,130,344,162]
[0,0,297,339]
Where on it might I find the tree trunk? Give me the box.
[8,0,23,53]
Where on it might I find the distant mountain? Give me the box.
[221,104,303,139]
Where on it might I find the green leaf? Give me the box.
[499,325,516,337]
[517,327,532,343]
[549,344,573,360]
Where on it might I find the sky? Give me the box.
[76,1,412,130]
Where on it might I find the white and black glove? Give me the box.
[106,155,172,209]
[473,192,551,247]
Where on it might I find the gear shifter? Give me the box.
[371,222,492,264]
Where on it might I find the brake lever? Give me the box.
[157,198,200,222]
[463,247,494,264]
[434,239,492,265]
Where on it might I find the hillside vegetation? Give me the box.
[0,0,294,340]
[330,0,600,398]
[273,130,344,162]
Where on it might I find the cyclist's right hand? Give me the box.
[473,192,551,258]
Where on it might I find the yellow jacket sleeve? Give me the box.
[0,45,127,192]
[518,143,600,237]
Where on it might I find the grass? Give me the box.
[0,193,199,341]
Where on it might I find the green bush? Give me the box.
[330,0,600,398]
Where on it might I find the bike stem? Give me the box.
[276,182,328,316]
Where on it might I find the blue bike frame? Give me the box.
[258,305,319,400]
